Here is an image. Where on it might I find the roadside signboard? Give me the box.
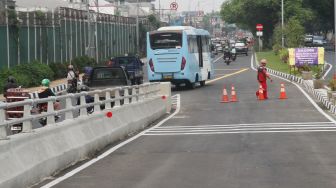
[256,24,263,31]
[256,31,263,36]
[288,47,325,66]
[170,2,178,10]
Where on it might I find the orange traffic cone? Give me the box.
[279,83,287,99]
[230,84,238,102]
[221,86,230,103]
[258,85,265,100]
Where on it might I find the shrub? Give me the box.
[329,79,336,91]
[49,62,67,79]
[272,44,282,55]
[71,56,95,72]
[279,48,289,63]
[299,63,312,72]
[0,61,54,91]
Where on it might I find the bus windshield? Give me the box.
[150,32,182,50]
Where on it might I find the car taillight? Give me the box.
[149,59,155,72]
[181,57,186,70]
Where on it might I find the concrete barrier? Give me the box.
[0,83,171,188]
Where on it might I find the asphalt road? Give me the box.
[41,53,336,188]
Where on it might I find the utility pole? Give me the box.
[5,0,10,68]
[334,0,336,78]
[136,0,139,54]
[281,0,284,48]
[95,0,99,63]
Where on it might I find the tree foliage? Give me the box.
[220,0,332,47]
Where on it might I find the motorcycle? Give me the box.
[224,56,231,65]
[5,88,30,134]
[36,103,60,126]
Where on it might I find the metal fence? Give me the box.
[0,7,141,69]
[0,83,161,139]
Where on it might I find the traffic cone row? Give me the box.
[257,83,288,100]
[221,83,288,102]
[221,85,238,103]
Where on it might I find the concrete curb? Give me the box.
[0,97,167,188]
[264,66,336,115]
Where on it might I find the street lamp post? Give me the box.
[281,0,284,48]
[136,0,140,54]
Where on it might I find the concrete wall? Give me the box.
[0,93,168,188]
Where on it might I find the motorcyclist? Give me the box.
[38,79,61,110]
[231,45,237,61]
[223,46,232,60]
[3,76,18,98]
[67,65,78,93]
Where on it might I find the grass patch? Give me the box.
[256,51,291,73]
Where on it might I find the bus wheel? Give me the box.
[187,82,196,89]
[200,81,206,87]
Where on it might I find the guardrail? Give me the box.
[0,83,161,140]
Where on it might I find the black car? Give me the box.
[234,42,248,56]
[111,55,144,85]
[85,66,131,97]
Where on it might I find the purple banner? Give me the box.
[295,48,318,66]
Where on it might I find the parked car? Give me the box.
[110,55,144,85]
[234,42,248,56]
[312,36,327,46]
[216,44,223,53]
[85,66,131,98]
[304,35,313,46]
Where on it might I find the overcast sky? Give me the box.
[152,0,225,13]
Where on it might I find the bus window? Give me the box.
[202,36,209,52]
[188,36,197,53]
[150,33,182,50]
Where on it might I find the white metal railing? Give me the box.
[0,83,161,140]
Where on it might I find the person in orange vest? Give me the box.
[256,59,273,99]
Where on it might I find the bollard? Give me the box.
[46,101,55,125]
[124,87,130,105]
[114,89,121,107]
[94,93,101,112]
[79,95,87,116]
[22,104,33,132]
[0,108,7,140]
[105,90,112,109]
[65,96,74,120]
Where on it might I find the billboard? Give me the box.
[288,47,324,66]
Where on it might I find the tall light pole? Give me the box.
[334,0,336,78]
[136,0,140,54]
[281,0,284,48]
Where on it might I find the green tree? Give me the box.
[285,18,305,48]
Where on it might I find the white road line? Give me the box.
[156,122,334,129]
[144,129,336,136]
[252,54,336,123]
[148,126,336,133]
[40,94,181,188]
[323,62,333,79]
[213,54,224,63]
[153,125,336,131]
[214,68,242,71]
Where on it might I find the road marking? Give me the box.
[144,122,336,136]
[323,62,333,79]
[213,55,224,63]
[214,68,242,71]
[206,68,249,84]
[40,94,181,188]
[251,54,336,123]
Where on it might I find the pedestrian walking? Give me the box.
[256,59,273,99]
